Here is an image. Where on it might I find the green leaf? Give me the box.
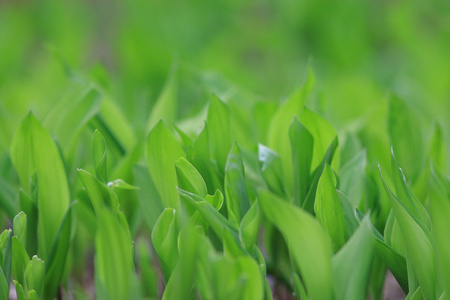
[314,164,346,252]
[0,176,19,219]
[175,157,207,198]
[147,66,177,132]
[0,229,12,299]
[299,107,339,172]
[162,225,199,300]
[146,120,186,208]
[428,123,446,172]
[339,150,366,207]
[136,238,158,299]
[178,188,238,242]
[44,203,76,300]
[78,169,118,216]
[224,143,250,225]
[18,190,37,256]
[258,144,286,197]
[133,164,164,230]
[289,116,314,206]
[379,166,436,300]
[267,70,314,196]
[92,129,107,183]
[14,280,39,300]
[25,256,45,298]
[151,208,178,281]
[12,236,29,286]
[239,201,260,253]
[11,112,70,258]
[409,286,423,300]
[388,95,424,181]
[43,85,102,149]
[234,256,264,300]
[207,94,232,172]
[99,98,135,153]
[259,190,334,300]
[303,137,339,213]
[336,191,358,239]
[107,179,139,191]
[95,208,135,300]
[429,164,450,295]
[391,149,431,230]
[13,212,27,248]
[332,217,375,300]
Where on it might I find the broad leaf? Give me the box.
[289,116,313,206]
[11,112,70,258]
[146,120,185,208]
[224,143,250,225]
[259,190,334,300]
[314,164,346,252]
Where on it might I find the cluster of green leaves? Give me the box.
[0,58,448,300]
[0,1,449,298]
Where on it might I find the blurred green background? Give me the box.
[1,0,449,170]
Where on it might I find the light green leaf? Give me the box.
[151,208,178,281]
[178,188,238,242]
[258,144,286,197]
[14,280,39,300]
[95,208,134,300]
[339,150,366,207]
[43,85,102,149]
[13,212,27,248]
[234,256,264,300]
[239,201,260,253]
[162,225,198,300]
[146,120,186,208]
[24,256,44,298]
[314,164,346,252]
[259,190,334,300]
[289,116,313,206]
[0,176,19,219]
[44,203,75,300]
[207,94,232,172]
[0,229,12,299]
[299,107,339,172]
[408,286,423,300]
[428,123,446,172]
[332,217,375,300]
[367,217,408,292]
[78,169,118,216]
[225,143,250,225]
[303,137,339,213]
[379,166,435,300]
[267,70,314,196]
[147,67,177,131]
[12,236,29,286]
[388,95,424,181]
[175,157,207,198]
[92,129,107,183]
[133,164,164,230]
[429,164,450,295]
[99,98,135,153]
[11,112,70,259]
[18,190,37,255]
[107,179,139,191]
[391,149,431,230]
[136,238,158,299]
